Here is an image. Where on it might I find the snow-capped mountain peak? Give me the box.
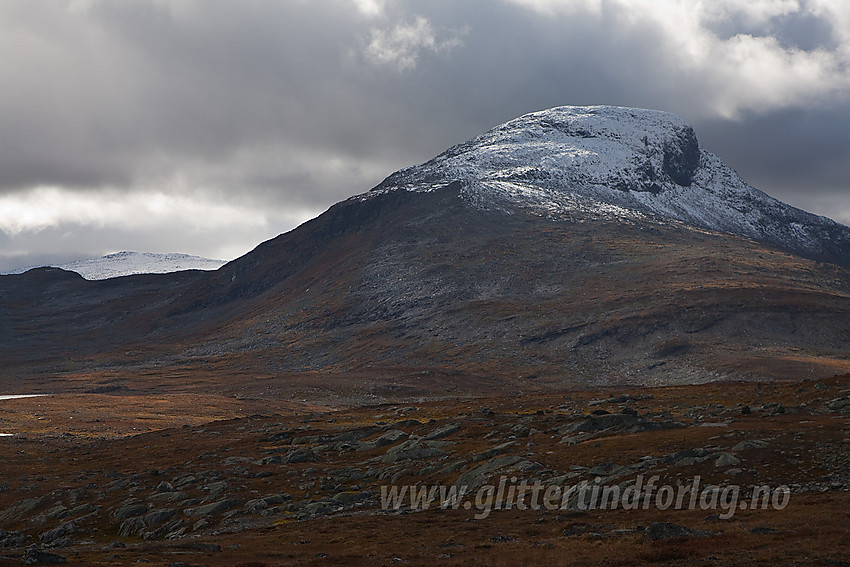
[370,105,850,266]
[374,106,702,197]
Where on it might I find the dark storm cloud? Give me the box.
[0,0,388,197]
[1,0,849,271]
[694,106,850,215]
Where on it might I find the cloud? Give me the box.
[1,0,849,270]
[362,16,464,71]
[0,186,321,270]
[501,0,850,118]
[0,187,271,236]
[351,0,386,18]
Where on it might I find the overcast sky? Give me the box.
[1,0,849,270]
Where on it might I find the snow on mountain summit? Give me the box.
[5,251,227,280]
[371,105,850,265]
[378,105,700,194]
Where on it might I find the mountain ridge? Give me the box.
[1,105,849,396]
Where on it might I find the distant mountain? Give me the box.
[2,106,849,397]
[4,251,226,280]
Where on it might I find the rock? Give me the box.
[562,524,590,536]
[118,509,179,538]
[473,441,516,462]
[589,395,637,406]
[587,462,623,477]
[172,474,196,488]
[147,491,189,505]
[332,467,366,483]
[380,439,448,463]
[361,430,408,451]
[155,481,176,493]
[112,503,148,521]
[667,448,709,466]
[454,455,523,491]
[255,455,286,465]
[439,460,467,475]
[143,508,178,525]
[559,433,591,446]
[750,526,779,535]
[0,530,30,548]
[732,439,769,452]
[424,423,460,440]
[827,397,850,411]
[203,480,228,493]
[67,503,98,518]
[714,453,741,468]
[285,448,320,464]
[183,499,242,518]
[644,522,711,541]
[547,473,581,486]
[43,506,67,521]
[0,497,44,524]
[330,491,373,506]
[514,460,543,472]
[566,413,671,434]
[22,547,67,565]
[296,501,337,519]
[39,522,76,545]
[265,431,292,443]
[332,428,379,443]
[144,519,183,540]
[244,499,269,513]
[262,494,291,506]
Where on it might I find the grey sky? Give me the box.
[1,0,849,270]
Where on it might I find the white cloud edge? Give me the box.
[361,16,466,71]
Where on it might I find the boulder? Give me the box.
[183,499,242,518]
[644,522,711,541]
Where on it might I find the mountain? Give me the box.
[374,106,850,267]
[2,105,849,399]
[3,251,226,280]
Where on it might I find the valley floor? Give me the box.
[0,376,849,566]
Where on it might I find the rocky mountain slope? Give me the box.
[1,106,849,394]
